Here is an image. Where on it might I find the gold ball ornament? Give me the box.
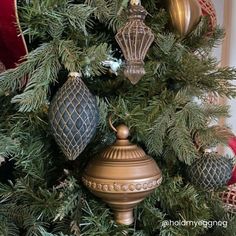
[167,0,202,38]
[82,124,162,225]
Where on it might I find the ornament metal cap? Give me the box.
[68,71,82,78]
[130,0,141,5]
[82,123,162,225]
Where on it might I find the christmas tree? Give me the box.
[0,0,236,235]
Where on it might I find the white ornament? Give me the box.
[102,57,123,75]
[0,155,5,166]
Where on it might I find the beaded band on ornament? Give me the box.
[82,176,162,193]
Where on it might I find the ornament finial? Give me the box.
[116,125,130,140]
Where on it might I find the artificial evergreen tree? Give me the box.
[0,0,236,235]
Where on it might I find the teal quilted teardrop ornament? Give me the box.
[49,72,99,160]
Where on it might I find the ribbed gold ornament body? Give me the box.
[167,0,201,37]
[82,125,162,225]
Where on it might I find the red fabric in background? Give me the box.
[0,0,27,69]
[228,137,236,185]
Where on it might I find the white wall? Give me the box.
[227,1,236,135]
[212,0,224,60]
[210,1,236,155]
[211,0,236,155]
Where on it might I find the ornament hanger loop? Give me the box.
[130,0,141,6]
[109,115,118,133]
[109,116,130,139]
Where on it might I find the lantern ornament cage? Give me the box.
[221,184,236,214]
[115,0,154,84]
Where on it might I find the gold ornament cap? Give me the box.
[82,124,162,225]
[130,0,141,5]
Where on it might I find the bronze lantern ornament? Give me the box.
[82,123,162,225]
[115,0,155,84]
